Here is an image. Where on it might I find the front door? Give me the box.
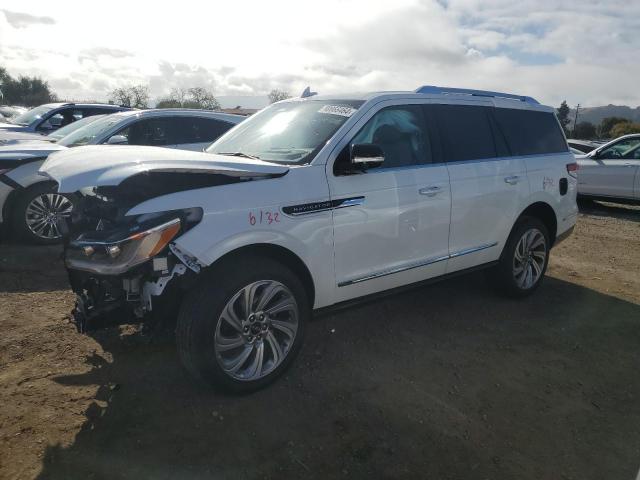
[327,102,451,303]
[579,137,640,199]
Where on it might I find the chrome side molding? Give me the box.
[338,242,498,287]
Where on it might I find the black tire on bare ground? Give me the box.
[176,255,308,393]
[489,216,550,298]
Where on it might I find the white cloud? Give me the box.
[0,0,638,107]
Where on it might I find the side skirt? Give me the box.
[314,260,499,318]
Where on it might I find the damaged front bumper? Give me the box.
[64,194,203,332]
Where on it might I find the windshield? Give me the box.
[46,115,106,142]
[10,104,56,126]
[207,99,364,164]
[57,114,125,147]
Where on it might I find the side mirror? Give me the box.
[106,135,128,145]
[351,143,384,170]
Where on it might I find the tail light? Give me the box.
[566,162,579,178]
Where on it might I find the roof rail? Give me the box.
[415,85,539,104]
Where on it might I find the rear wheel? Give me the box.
[12,183,73,245]
[492,217,550,297]
[176,256,308,393]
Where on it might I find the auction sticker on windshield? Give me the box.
[318,105,357,117]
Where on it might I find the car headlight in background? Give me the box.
[65,208,202,275]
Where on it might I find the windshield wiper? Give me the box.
[218,152,261,160]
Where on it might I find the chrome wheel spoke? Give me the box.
[221,298,244,333]
[216,334,245,352]
[222,345,254,373]
[270,319,296,339]
[265,298,296,316]
[265,331,283,366]
[245,342,264,379]
[255,282,284,312]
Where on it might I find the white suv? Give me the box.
[41,86,578,392]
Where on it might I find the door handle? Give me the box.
[504,175,520,185]
[419,186,443,197]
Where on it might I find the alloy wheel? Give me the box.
[25,193,73,240]
[512,228,547,289]
[214,280,299,381]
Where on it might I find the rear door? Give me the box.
[578,137,640,199]
[434,102,530,273]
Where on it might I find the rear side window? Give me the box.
[433,105,497,162]
[493,108,567,156]
[177,117,234,145]
[118,118,176,146]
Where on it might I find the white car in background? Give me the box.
[576,134,640,204]
[40,86,578,392]
[0,105,28,121]
[0,109,244,243]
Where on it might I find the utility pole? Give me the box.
[572,104,581,138]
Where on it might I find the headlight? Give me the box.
[65,208,201,275]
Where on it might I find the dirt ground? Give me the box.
[1,201,639,480]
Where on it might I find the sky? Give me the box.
[0,0,638,108]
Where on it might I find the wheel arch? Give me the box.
[517,201,558,246]
[201,243,316,308]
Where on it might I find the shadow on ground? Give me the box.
[578,198,640,222]
[36,273,640,480]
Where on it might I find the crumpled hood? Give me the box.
[40,145,290,193]
[0,141,67,162]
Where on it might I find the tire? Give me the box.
[11,183,74,245]
[491,216,550,298]
[176,255,308,393]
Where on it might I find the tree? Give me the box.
[268,89,291,104]
[109,84,149,108]
[0,66,57,106]
[610,122,640,138]
[186,87,220,110]
[156,86,220,110]
[573,121,597,140]
[598,117,630,139]
[556,100,571,135]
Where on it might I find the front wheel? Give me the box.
[176,256,308,393]
[492,217,550,298]
[12,183,74,245]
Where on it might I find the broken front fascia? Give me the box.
[65,203,204,332]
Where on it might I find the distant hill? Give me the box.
[567,105,640,128]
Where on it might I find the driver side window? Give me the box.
[599,138,640,159]
[351,105,432,169]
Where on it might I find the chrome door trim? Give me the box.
[338,241,498,287]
